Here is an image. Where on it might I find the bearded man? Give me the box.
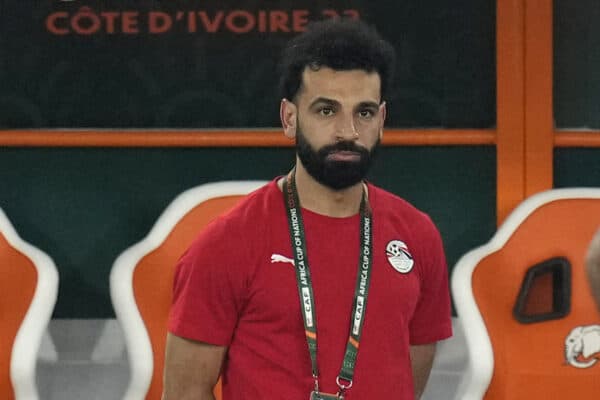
[162,18,452,400]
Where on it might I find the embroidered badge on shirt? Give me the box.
[386,240,414,273]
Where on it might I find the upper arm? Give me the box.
[409,220,453,343]
[410,343,437,399]
[162,332,227,400]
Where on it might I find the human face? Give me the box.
[281,67,386,190]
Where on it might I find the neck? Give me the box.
[279,162,366,218]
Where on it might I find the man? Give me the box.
[587,228,600,310]
[163,18,452,400]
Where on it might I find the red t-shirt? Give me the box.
[169,179,452,399]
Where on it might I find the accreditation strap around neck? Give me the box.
[282,171,374,396]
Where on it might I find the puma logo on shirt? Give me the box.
[270,253,295,266]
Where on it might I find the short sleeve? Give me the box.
[408,218,453,344]
[168,222,248,346]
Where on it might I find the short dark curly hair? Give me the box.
[279,18,396,102]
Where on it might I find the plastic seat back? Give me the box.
[0,208,58,400]
[452,188,600,400]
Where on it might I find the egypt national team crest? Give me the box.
[386,240,414,273]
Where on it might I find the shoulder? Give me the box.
[368,183,444,270]
[368,185,447,282]
[218,179,283,228]
[185,179,283,252]
[369,183,438,232]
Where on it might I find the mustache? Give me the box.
[319,141,368,155]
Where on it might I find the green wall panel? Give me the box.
[554,148,600,187]
[554,0,600,129]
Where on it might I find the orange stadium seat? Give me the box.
[451,188,600,400]
[110,181,267,400]
[0,208,58,400]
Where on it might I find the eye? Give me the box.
[319,107,335,117]
[358,109,375,119]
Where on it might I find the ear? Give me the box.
[280,98,298,139]
[378,101,387,139]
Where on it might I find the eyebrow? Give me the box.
[356,101,381,110]
[308,98,381,110]
[308,97,339,108]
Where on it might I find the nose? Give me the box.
[335,112,359,141]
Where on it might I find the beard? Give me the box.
[296,128,379,191]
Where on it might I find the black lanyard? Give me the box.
[282,172,373,397]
